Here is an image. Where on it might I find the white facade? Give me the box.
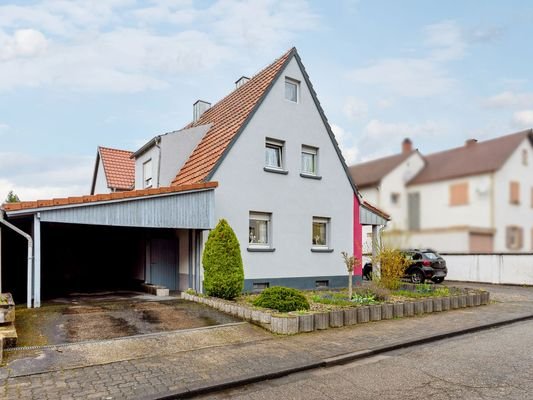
[359,152,424,252]
[493,137,533,252]
[92,156,109,194]
[134,125,210,189]
[359,135,533,253]
[211,57,354,288]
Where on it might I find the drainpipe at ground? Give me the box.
[0,211,33,308]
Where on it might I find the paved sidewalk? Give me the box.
[1,283,533,400]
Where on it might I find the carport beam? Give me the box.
[33,214,41,308]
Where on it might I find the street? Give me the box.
[203,319,533,400]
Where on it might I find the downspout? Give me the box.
[155,137,162,188]
[0,211,33,308]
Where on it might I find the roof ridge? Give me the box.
[424,129,531,159]
[98,145,134,154]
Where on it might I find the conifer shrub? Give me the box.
[253,286,310,312]
[202,219,244,300]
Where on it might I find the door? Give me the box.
[150,238,178,290]
[407,192,420,231]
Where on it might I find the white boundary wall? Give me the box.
[443,253,533,285]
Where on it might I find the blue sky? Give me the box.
[1,0,533,200]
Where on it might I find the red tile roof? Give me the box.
[2,182,218,213]
[171,48,295,186]
[349,151,417,189]
[408,130,533,185]
[99,146,135,190]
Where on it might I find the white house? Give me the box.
[2,48,390,307]
[350,131,533,253]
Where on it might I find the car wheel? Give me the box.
[432,277,444,284]
[410,270,425,284]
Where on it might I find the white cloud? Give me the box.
[0,123,9,132]
[342,96,368,121]
[0,152,93,201]
[349,58,454,97]
[0,29,48,61]
[0,0,318,93]
[424,20,466,61]
[331,123,359,164]
[484,91,533,109]
[512,110,533,127]
[363,119,439,140]
[347,19,500,98]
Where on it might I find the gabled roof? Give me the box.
[408,129,533,185]
[171,48,294,186]
[171,47,359,196]
[349,151,417,189]
[97,146,135,191]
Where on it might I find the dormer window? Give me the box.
[285,78,299,102]
[143,159,153,188]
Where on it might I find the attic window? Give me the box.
[285,78,299,102]
[523,149,528,166]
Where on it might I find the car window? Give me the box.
[423,252,439,260]
[412,253,422,260]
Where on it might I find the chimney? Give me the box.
[402,138,413,154]
[235,76,250,89]
[465,138,478,147]
[193,100,211,123]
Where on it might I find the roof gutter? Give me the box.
[132,136,160,159]
[0,211,33,308]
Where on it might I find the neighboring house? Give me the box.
[90,146,135,194]
[349,138,425,252]
[350,130,533,253]
[1,48,388,307]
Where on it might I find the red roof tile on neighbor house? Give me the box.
[408,129,533,185]
[171,48,295,186]
[99,146,135,190]
[349,151,417,189]
[1,182,219,213]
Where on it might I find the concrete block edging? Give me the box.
[181,288,490,335]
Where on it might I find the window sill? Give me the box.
[247,247,276,252]
[311,248,334,253]
[264,167,288,175]
[300,173,322,180]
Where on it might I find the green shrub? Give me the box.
[202,219,244,300]
[253,286,310,312]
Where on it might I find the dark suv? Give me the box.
[362,249,447,284]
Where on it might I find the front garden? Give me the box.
[183,219,491,335]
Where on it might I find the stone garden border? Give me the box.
[181,287,490,335]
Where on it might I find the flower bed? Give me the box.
[182,285,490,335]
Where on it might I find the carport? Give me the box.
[0,182,217,308]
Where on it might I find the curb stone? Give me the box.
[148,314,533,400]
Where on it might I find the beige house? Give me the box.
[350,130,533,253]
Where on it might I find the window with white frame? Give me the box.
[143,159,153,188]
[285,78,299,102]
[265,139,284,169]
[312,217,330,247]
[249,212,272,247]
[301,145,318,175]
